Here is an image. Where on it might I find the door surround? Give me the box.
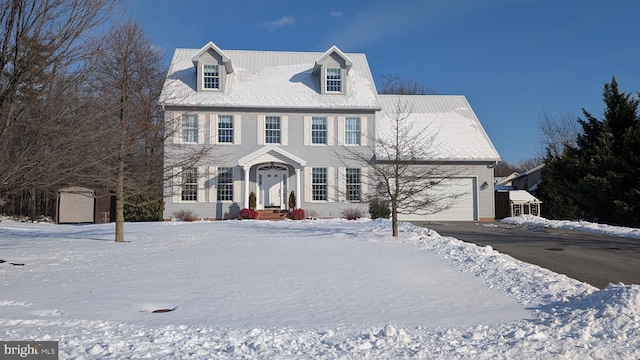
[257,164,288,209]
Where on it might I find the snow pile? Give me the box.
[1,219,639,359]
[502,214,640,239]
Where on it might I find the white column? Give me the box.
[295,168,301,209]
[244,167,250,208]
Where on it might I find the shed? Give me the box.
[57,187,95,223]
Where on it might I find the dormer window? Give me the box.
[326,68,342,92]
[203,65,220,89]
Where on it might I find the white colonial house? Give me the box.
[159,41,501,221]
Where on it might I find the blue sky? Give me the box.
[125,0,640,163]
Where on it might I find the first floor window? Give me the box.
[182,114,198,143]
[312,167,327,201]
[218,115,234,143]
[181,167,198,201]
[346,168,361,201]
[203,64,219,89]
[345,117,361,145]
[217,167,233,201]
[265,116,281,144]
[312,116,327,144]
[531,204,539,216]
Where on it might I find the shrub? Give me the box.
[288,208,305,220]
[173,209,198,222]
[341,207,364,220]
[124,193,164,222]
[369,198,391,219]
[305,209,319,220]
[238,208,259,220]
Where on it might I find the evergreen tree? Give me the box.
[539,76,640,226]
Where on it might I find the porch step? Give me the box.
[257,209,288,221]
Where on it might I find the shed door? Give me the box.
[58,192,95,223]
[398,178,476,221]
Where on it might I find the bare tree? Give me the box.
[536,109,579,158]
[339,98,465,236]
[88,21,214,242]
[0,0,119,217]
[379,74,438,95]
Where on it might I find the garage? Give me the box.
[398,178,477,221]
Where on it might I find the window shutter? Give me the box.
[327,167,335,202]
[361,167,368,198]
[209,113,218,144]
[173,113,181,144]
[197,166,206,203]
[337,167,346,202]
[212,166,220,203]
[281,115,288,145]
[197,115,205,144]
[303,116,311,145]
[234,115,242,144]
[337,116,345,145]
[233,167,242,203]
[327,116,334,146]
[172,167,181,203]
[361,117,368,146]
[257,115,265,145]
[304,167,311,202]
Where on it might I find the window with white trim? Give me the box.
[312,168,327,201]
[326,68,341,92]
[346,168,361,201]
[265,116,281,144]
[217,167,233,201]
[181,167,198,201]
[512,204,521,216]
[218,115,234,143]
[203,64,219,89]
[345,117,361,145]
[182,114,198,143]
[312,117,327,144]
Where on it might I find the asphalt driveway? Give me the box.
[412,221,640,289]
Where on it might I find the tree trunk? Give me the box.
[391,199,398,237]
[114,156,125,242]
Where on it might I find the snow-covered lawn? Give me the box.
[0,218,638,359]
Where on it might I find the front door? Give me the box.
[258,165,287,209]
[263,170,282,207]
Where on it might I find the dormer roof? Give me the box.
[312,45,353,75]
[191,41,234,73]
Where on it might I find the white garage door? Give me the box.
[398,178,477,221]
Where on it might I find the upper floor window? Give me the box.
[326,68,341,92]
[312,117,327,144]
[265,116,281,144]
[203,65,220,89]
[346,168,361,201]
[218,115,234,143]
[345,117,361,145]
[182,114,198,143]
[217,167,233,201]
[181,167,198,201]
[312,167,327,201]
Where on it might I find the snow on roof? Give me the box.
[160,46,379,110]
[509,190,541,202]
[376,95,501,161]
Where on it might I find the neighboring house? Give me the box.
[494,164,545,219]
[159,41,501,221]
[494,172,520,191]
[511,163,545,193]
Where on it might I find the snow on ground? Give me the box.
[0,217,638,359]
[502,214,640,240]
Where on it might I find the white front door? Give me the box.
[263,170,282,207]
[258,167,287,209]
